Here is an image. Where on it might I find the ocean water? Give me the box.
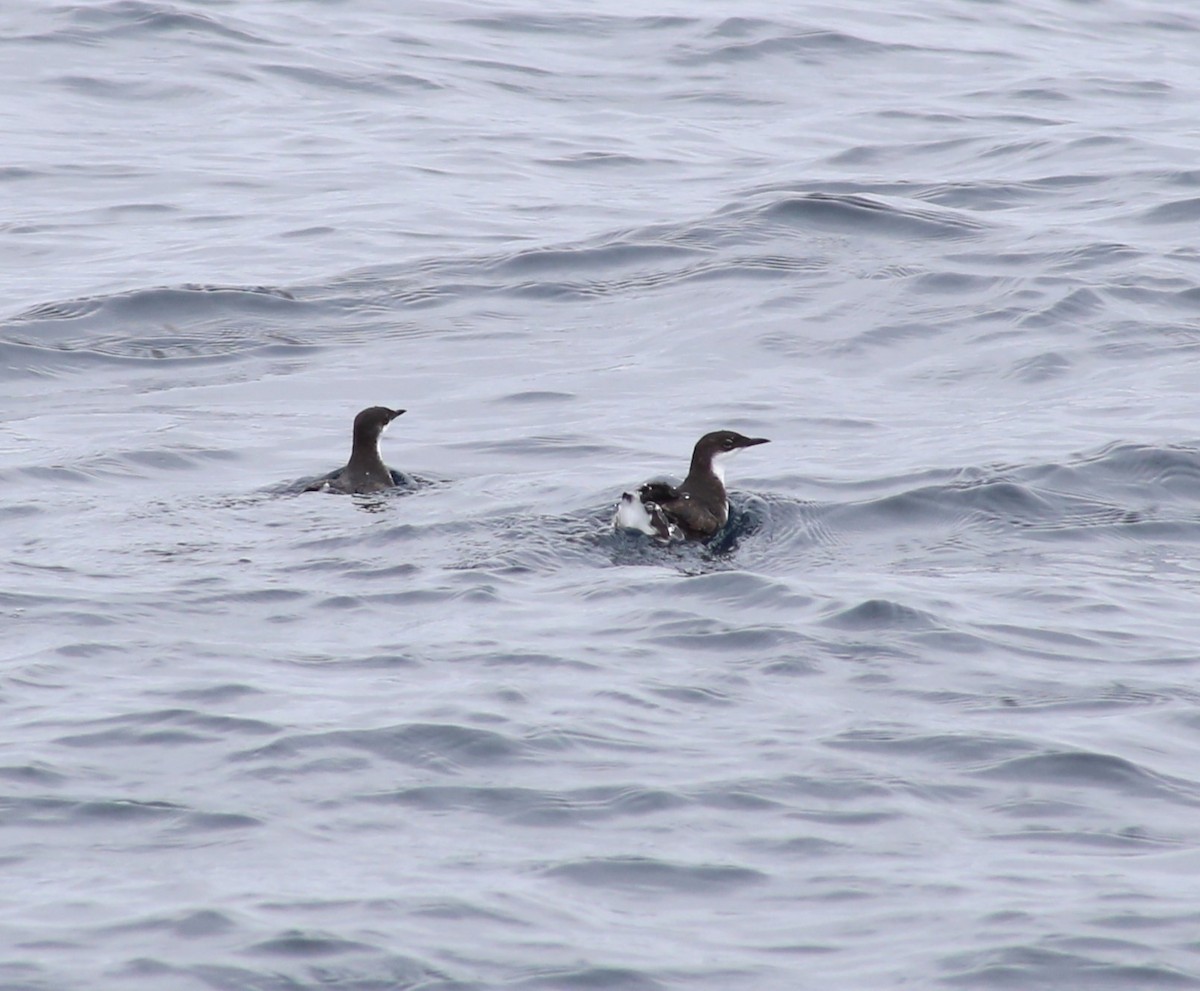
[4,1,1200,988]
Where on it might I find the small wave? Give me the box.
[1142,196,1200,224]
[755,191,986,240]
[492,390,576,405]
[1,284,313,366]
[1005,350,1072,382]
[232,722,528,772]
[317,187,965,310]
[796,445,1200,556]
[513,966,667,991]
[53,708,278,749]
[539,151,654,168]
[0,763,67,786]
[246,930,374,958]
[0,795,260,832]
[649,569,813,611]
[98,908,235,939]
[0,445,239,486]
[975,750,1200,804]
[56,73,199,102]
[1041,442,1200,499]
[259,62,440,94]
[822,598,942,632]
[369,783,686,827]
[676,27,898,66]
[543,855,766,892]
[61,1,268,44]
[489,240,701,277]
[827,731,1031,765]
[458,12,694,36]
[943,945,1200,989]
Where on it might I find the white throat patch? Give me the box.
[710,448,740,484]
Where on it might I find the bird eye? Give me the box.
[723,438,733,449]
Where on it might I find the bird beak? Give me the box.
[743,437,770,447]
[392,409,407,419]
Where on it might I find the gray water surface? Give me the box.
[5,2,1200,989]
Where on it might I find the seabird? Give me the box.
[614,430,769,540]
[307,406,406,494]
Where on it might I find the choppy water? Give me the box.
[5,2,1200,989]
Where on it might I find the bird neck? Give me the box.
[683,456,726,503]
[348,433,387,473]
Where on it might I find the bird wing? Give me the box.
[631,483,684,541]
[656,492,724,539]
[304,468,344,492]
[636,483,722,540]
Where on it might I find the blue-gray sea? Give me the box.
[5,2,1200,988]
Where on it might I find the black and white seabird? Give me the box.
[614,430,770,541]
[307,406,406,494]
